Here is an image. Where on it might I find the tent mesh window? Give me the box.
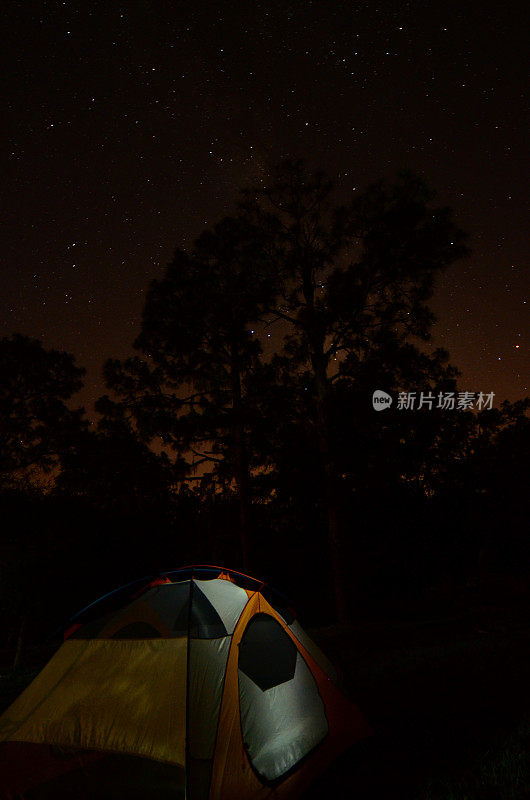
[238,613,329,782]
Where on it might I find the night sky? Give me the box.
[2,0,528,413]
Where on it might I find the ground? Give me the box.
[306,595,530,799]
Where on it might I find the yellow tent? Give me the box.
[0,566,371,799]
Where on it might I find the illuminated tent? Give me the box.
[0,566,371,799]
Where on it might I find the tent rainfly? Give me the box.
[0,566,371,799]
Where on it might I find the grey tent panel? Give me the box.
[194,579,248,635]
[188,637,231,760]
[143,584,189,635]
[167,583,227,639]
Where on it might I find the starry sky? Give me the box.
[2,0,528,413]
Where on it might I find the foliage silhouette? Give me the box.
[240,161,469,618]
[100,216,278,571]
[0,334,86,491]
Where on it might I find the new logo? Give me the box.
[372,390,392,411]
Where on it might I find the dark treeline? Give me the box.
[1,162,529,663]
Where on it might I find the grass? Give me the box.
[415,718,530,800]
[306,601,530,799]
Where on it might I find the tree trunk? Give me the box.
[230,344,251,573]
[314,392,349,622]
[301,261,349,622]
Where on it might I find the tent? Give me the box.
[0,566,371,799]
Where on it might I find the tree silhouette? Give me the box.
[0,334,86,492]
[0,334,86,665]
[100,216,277,570]
[56,424,176,516]
[98,163,471,616]
[242,162,468,619]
